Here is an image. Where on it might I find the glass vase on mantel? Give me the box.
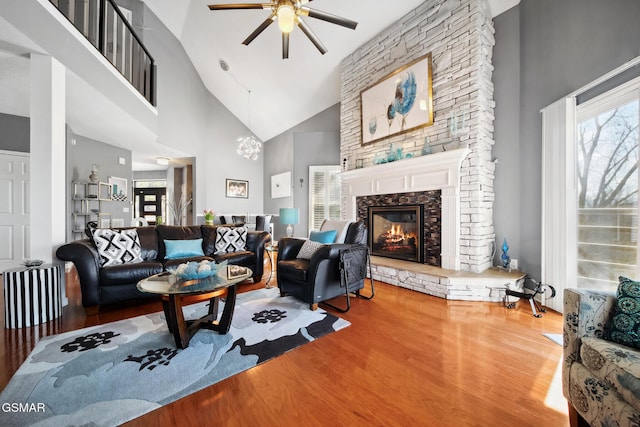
[421,136,433,156]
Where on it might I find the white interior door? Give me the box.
[0,151,30,272]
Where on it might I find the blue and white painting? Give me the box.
[361,53,434,145]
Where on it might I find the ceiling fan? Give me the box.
[208,0,358,59]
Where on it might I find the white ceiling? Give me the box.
[0,0,519,169]
[142,0,520,142]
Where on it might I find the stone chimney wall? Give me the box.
[340,0,496,272]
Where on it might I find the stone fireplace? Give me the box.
[339,0,497,275]
[336,0,525,301]
[342,148,469,271]
[359,191,442,266]
[341,148,521,302]
[368,205,425,263]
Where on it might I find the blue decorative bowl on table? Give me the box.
[168,260,227,280]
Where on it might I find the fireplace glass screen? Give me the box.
[368,205,424,263]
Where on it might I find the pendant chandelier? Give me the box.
[237,89,262,160]
[237,135,261,160]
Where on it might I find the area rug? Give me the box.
[0,287,349,427]
[543,333,563,346]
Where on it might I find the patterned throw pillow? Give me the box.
[606,276,640,350]
[215,226,248,255]
[91,228,143,267]
[296,239,324,260]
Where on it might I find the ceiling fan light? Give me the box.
[277,4,295,33]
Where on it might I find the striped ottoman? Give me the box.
[3,264,62,328]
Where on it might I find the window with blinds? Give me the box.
[309,165,342,231]
[576,84,640,290]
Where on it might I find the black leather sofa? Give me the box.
[277,221,368,310]
[56,224,271,309]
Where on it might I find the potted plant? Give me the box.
[204,210,215,225]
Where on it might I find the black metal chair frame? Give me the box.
[504,276,556,318]
[321,245,375,313]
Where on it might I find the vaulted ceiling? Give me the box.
[144,0,519,142]
[0,0,519,170]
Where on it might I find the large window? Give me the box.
[576,86,640,290]
[309,166,341,231]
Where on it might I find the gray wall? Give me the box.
[133,170,167,181]
[492,7,520,268]
[493,0,640,278]
[65,126,132,240]
[139,3,265,220]
[0,112,29,153]
[293,131,340,236]
[264,103,340,240]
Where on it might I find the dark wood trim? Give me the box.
[568,402,590,427]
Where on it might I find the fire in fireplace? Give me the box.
[368,205,424,263]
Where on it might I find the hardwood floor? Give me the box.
[0,264,569,426]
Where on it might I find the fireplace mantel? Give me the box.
[341,147,470,270]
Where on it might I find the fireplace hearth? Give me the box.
[369,205,424,263]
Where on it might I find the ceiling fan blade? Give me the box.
[299,7,358,30]
[296,17,327,55]
[208,3,271,10]
[282,32,290,59]
[242,13,276,45]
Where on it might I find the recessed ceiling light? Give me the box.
[219,59,229,71]
[156,157,169,166]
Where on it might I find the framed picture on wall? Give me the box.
[360,52,434,145]
[108,176,128,201]
[271,171,291,199]
[226,179,248,198]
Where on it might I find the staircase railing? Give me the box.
[49,0,156,106]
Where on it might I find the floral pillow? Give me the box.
[606,276,640,350]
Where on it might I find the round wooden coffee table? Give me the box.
[137,265,252,349]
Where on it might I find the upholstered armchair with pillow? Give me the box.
[563,283,640,427]
[277,220,369,310]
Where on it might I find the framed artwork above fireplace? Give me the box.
[360,52,434,145]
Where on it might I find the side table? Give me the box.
[3,264,62,328]
[265,243,278,288]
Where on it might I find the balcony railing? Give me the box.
[49,0,156,106]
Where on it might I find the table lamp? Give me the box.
[279,207,299,238]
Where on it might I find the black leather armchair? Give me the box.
[277,221,370,311]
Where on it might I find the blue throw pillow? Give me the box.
[310,229,337,244]
[164,238,205,259]
[606,276,640,350]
